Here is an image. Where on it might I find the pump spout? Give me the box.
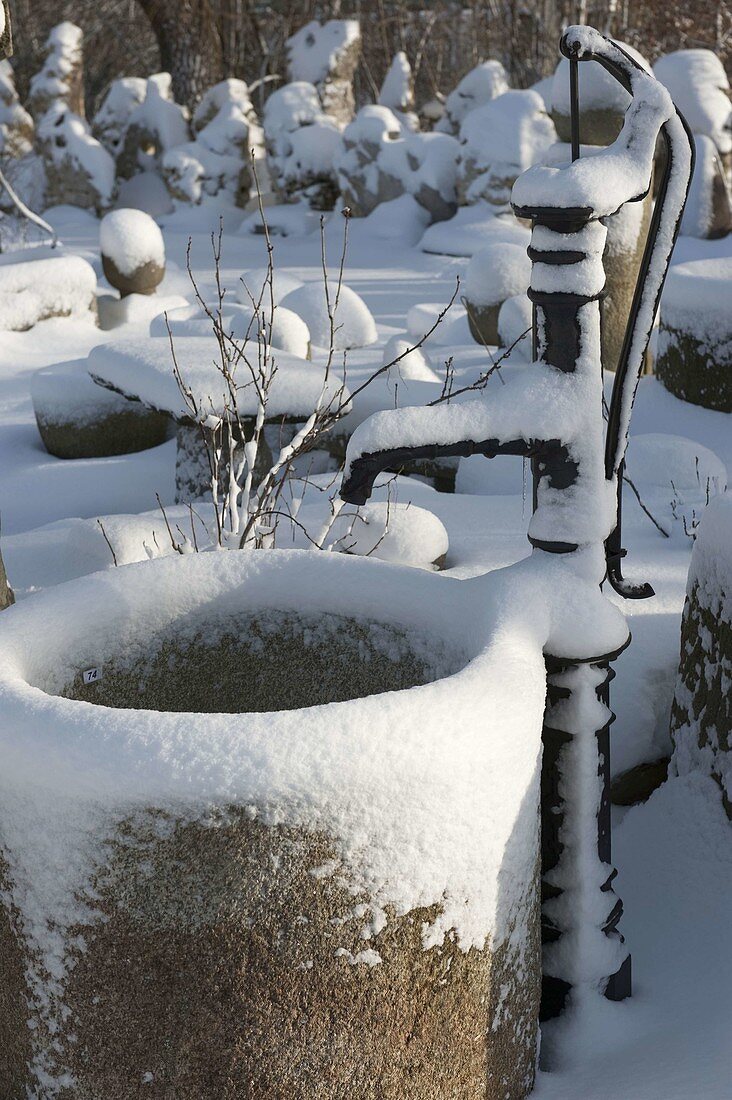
[341,435,537,506]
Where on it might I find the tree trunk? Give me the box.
[137,0,225,110]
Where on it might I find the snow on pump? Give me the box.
[342,25,694,1018]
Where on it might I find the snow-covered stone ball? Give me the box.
[463,242,531,346]
[100,208,165,297]
[380,335,440,384]
[323,500,449,568]
[281,280,377,350]
[237,268,304,306]
[228,303,311,359]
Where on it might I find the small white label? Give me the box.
[83,667,102,684]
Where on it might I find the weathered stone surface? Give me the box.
[1,809,537,1100]
[466,300,501,346]
[671,494,732,816]
[656,256,732,409]
[656,324,732,412]
[552,105,625,148]
[601,187,653,375]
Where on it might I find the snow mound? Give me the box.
[626,433,727,493]
[498,294,533,352]
[219,302,311,358]
[100,208,165,276]
[464,242,531,307]
[281,280,377,350]
[436,61,509,135]
[380,335,441,385]
[0,253,96,331]
[115,170,173,217]
[297,499,448,567]
[237,268,303,306]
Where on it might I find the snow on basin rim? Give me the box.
[0,549,625,949]
[662,256,732,319]
[87,336,346,420]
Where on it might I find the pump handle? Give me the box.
[560,28,695,598]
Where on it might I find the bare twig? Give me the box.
[97,519,118,566]
[623,472,670,538]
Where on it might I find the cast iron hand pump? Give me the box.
[341,27,694,1016]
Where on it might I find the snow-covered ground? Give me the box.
[0,201,730,1097]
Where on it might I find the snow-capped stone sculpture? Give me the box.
[336,105,403,215]
[263,81,340,209]
[100,208,165,297]
[32,358,170,459]
[462,241,532,345]
[337,105,459,223]
[0,61,33,158]
[681,134,732,239]
[458,89,556,211]
[654,49,732,173]
[378,51,419,132]
[654,51,732,238]
[550,40,650,145]
[286,19,361,127]
[162,79,263,207]
[656,256,732,412]
[116,74,189,182]
[379,51,414,114]
[671,492,732,817]
[435,60,509,136]
[281,280,377,351]
[92,77,147,158]
[35,101,115,212]
[27,21,85,120]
